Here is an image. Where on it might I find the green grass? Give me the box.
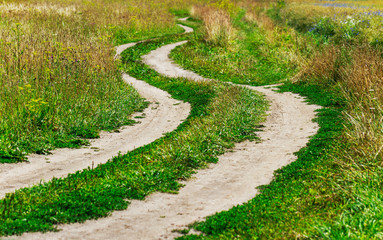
[171,2,383,238]
[0,29,268,236]
[170,11,298,86]
[3,0,382,238]
[0,0,198,163]
[176,81,347,239]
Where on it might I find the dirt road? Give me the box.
[14,30,320,239]
[0,44,190,200]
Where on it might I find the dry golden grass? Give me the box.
[293,45,339,84]
[191,5,237,47]
[341,46,383,154]
[346,47,383,98]
[239,0,276,30]
[296,42,383,165]
[245,8,275,31]
[298,44,383,100]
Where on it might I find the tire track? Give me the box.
[14,24,320,240]
[0,36,190,199]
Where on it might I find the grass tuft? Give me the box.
[191,5,238,48]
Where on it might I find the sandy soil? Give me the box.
[115,42,138,59]
[178,17,189,21]
[177,23,193,33]
[14,33,320,240]
[0,45,191,199]
[143,41,206,82]
[114,24,192,59]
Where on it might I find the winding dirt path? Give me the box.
[143,41,206,82]
[114,24,192,59]
[14,27,320,240]
[0,42,191,199]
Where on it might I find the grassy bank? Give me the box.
[0,29,268,236]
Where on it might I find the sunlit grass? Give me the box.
[172,2,308,86]
[0,32,268,236]
[0,0,204,162]
[191,3,238,48]
[170,0,383,239]
[2,0,383,238]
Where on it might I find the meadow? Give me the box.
[172,0,383,238]
[1,0,383,239]
[0,0,195,162]
[0,0,269,235]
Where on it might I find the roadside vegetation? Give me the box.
[172,0,383,239]
[171,1,308,86]
[2,0,383,238]
[0,0,194,163]
[0,5,269,235]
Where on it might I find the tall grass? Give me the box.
[273,1,383,237]
[0,0,203,162]
[0,33,268,236]
[280,0,383,149]
[191,2,238,47]
[172,1,307,86]
[170,1,383,238]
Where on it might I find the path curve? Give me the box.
[0,40,191,199]
[15,27,320,240]
[115,24,192,59]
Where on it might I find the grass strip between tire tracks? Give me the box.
[176,82,347,239]
[163,15,352,239]
[172,7,383,237]
[0,26,268,236]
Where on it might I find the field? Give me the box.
[1,0,383,239]
[0,0,196,162]
[173,0,383,238]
